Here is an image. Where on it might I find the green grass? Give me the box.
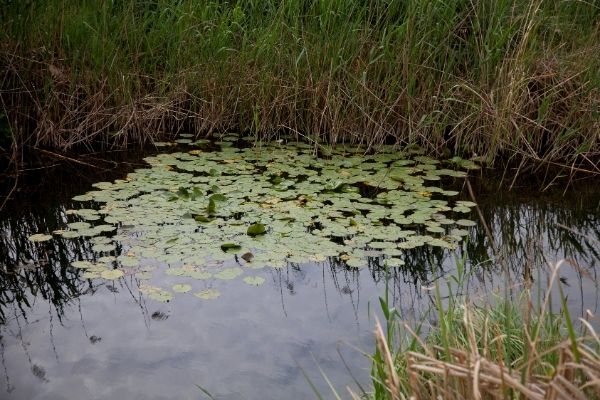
[363,259,600,400]
[1,0,599,170]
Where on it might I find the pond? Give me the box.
[1,137,599,399]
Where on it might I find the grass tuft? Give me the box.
[364,259,600,399]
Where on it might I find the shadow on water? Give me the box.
[0,150,599,399]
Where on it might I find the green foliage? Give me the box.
[2,0,599,167]
[367,259,600,399]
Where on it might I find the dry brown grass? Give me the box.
[370,318,600,400]
[358,260,600,400]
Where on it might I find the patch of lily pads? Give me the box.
[29,138,479,302]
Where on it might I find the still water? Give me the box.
[1,144,599,399]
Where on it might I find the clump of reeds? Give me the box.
[1,1,599,172]
[363,260,600,400]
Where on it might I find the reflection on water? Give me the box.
[0,155,599,399]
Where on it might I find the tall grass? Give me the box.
[1,1,599,170]
[364,259,600,400]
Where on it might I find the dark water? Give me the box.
[1,150,599,399]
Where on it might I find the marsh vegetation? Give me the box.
[1,0,599,173]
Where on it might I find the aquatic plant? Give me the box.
[27,140,478,302]
[2,0,599,174]
[361,259,600,400]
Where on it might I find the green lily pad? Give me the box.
[165,268,185,276]
[426,226,445,233]
[190,271,212,280]
[210,193,227,202]
[67,221,91,230]
[29,233,52,242]
[72,260,94,269]
[92,244,115,252]
[136,272,153,280]
[140,285,173,302]
[82,271,102,279]
[247,223,267,236]
[214,267,244,280]
[455,219,477,227]
[243,276,265,286]
[118,256,139,267]
[172,284,192,293]
[346,257,364,268]
[194,289,221,300]
[450,228,470,236]
[148,290,173,302]
[221,242,242,252]
[101,269,124,280]
[385,258,405,267]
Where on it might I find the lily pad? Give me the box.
[140,285,173,302]
[148,290,173,302]
[194,289,221,300]
[82,271,102,279]
[190,271,212,280]
[28,233,52,242]
[221,243,242,252]
[172,284,192,293]
[214,267,244,280]
[455,219,477,227]
[67,221,91,230]
[243,276,265,286]
[72,260,94,269]
[247,223,267,236]
[101,269,124,280]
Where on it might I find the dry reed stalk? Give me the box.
[375,318,401,400]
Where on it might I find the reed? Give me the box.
[362,259,600,400]
[1,1,599,172]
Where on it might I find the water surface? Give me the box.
[1,144,599,399]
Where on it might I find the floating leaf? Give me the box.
[82,271,101,279]
[165,268,185,276]
[210,193,227,202]
[118,256,139,267]
[194,214,214,223]
[172,284,192,293]
[140,285,173,302]
[72,260,94,269]
[136,272,153,280]
[101,269,124,280]
[148,290,173,302]
[220,242,241,252]
[386,258,405,267]
[243,276,265,286]
[247,223,267,236]
[28,233,52,242]
[194,289,221,300]
[455,219,477,227]
[346,257,364,268]
[214,267,244,280]
[190,271,212,280]
[207,198,216,214]
[92,244,115,252]
[450,228,470,236]
[426,226,445,234]
[67,221,91,230]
